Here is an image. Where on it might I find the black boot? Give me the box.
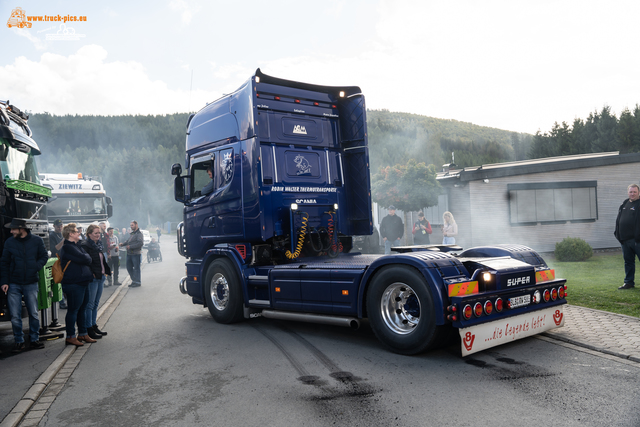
[87,328,102,339]
[93,325,107,336]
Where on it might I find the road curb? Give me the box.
[0,270,136,427]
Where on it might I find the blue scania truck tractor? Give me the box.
[171,69,567,356]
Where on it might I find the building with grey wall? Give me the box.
[435,151,640,252]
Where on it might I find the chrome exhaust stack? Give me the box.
[261,310,360,329]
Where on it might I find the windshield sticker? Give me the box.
[294,155,311,175]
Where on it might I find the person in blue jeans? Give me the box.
[82,224,111,340]
[380,206,404,254]
[120,220,144,287]
[0,218,48,353]
[59,223,95,346]
[614,184,640,290]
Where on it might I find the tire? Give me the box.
[366,265,447,355]
[204,258,244,324]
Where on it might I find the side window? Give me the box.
[190,157,214,198]
[217,148,234,188]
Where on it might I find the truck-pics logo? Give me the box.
[7,7,87,40]
[294,155,311,175]
[292,125,307,135]
[7,7,31,28]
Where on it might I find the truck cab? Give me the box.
[172,71,566,357]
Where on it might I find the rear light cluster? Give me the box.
[532,285,567,304]
[457,297,504,321]
[452,284,567,322]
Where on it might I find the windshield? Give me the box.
[47,195,107,219]
[0,138,41,184]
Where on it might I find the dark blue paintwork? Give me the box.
[174,71,565,339]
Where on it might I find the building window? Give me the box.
[508,181,597,224]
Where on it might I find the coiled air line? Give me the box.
[285,212,309,259]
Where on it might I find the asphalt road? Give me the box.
[21,241,640,426]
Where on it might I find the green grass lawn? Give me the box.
[546,251,640,318]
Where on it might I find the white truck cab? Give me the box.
[40,173,113,230]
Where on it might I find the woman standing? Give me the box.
[82,224,111,340]
[59,223,95,346]
[442,211,458,245]
[412,211,432,245]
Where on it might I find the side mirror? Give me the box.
[171,163,183,176]
[174,176,187,203]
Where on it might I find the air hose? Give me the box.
[327,212,343,257]
[285,212,309,259]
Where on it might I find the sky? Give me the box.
[1,0,640,135]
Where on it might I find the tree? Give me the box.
[371,159,441,244]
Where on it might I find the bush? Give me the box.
[554,237,593,262]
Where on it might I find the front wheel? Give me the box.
[204,258,244,324]
[366,265,447,355]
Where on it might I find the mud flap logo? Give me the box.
[463,331,475,351]
[553,309,563,326]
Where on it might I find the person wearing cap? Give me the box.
[380,205,404,254]
[412,211,432,245]
[0,218,49,352]
[49,219,64,257]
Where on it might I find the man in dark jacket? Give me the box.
[120,220,144,287]
[0,218,49,352]
[614,184,640,289]
[380,205,404,254]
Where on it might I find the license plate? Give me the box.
[509,294,530,308]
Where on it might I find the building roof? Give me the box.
[437,151,640,184]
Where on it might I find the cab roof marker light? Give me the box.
[482,272,492,282]
[255,76,260,83]
[339,91,345,97]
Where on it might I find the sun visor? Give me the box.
[0,120,41,154]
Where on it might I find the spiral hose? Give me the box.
[327,212,343,257]
[285,213,309,259]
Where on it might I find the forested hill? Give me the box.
[29,113,189,229]
[367,110,532,173]
[26,110,530,227]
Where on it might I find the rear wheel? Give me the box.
[366,265,447,355]
[204,258,244,324]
